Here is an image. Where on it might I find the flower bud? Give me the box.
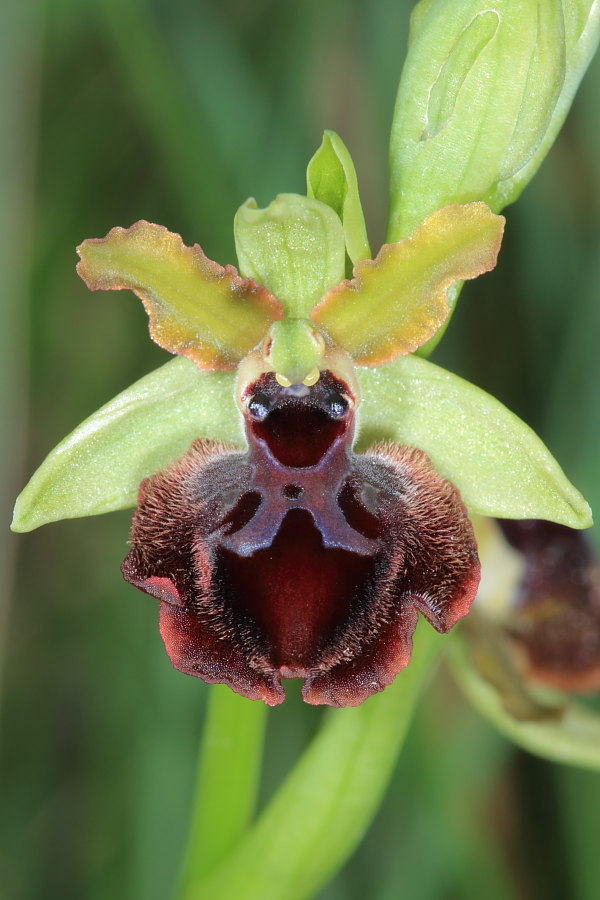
[388,0,600,240]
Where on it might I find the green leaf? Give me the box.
[388,0,569,241]
[356,355,592,528]
[234,193,345,317]
[11,358,243,532]
[77,221,281,369]
[306,130,371,264]
[312,203,503,365]
[181,624,442,900]
[448,632,600,772]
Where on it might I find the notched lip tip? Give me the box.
[278,664,308,679]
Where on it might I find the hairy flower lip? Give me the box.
[219,370,377,557]
[121,371,480,706]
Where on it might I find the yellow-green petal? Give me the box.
[77,220,282,370]
[312,203,504,366]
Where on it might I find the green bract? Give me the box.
[448,630,600,772]
[388,0,600,354]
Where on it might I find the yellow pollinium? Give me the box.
[302,367,321,386]
[275,367,321,388]
[235,326,362,415]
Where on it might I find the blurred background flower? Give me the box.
[2,1,600,898]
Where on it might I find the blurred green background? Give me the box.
[2,1,600,898]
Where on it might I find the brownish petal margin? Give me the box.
[77,220,282,370]
[499,520,600,693]
[311,203,504,366]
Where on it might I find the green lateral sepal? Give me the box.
[12,358,242,532]
[356,355,592,529]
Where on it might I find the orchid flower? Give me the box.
[9,1,600,896]
[12,135,590,706]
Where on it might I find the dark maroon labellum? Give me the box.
[499,520,600,692]
[122,371,480,706]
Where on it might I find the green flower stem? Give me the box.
[180,624,443,900]
[177,686,268,888]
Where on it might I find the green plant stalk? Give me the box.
[177,686,268,887]
[179,624,443,900]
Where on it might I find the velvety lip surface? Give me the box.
[122,372,480,706]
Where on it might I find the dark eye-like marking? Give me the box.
[247,391,273,421]
[324,392,349,420]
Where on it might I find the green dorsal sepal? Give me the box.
[234,194,345,317]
